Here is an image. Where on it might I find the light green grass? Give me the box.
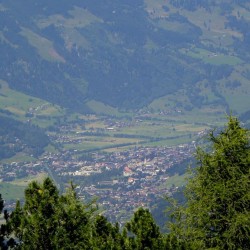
[181,48,242,65]
[165,174,187,189]
[10,173,48,187]
[87,100,120,116]
[0,182,25,201]
[0,80,65,127]
[20,28,65,62]
[219,81,250,113]
[37,7,101,29]
[0,153,36,164]
[0,80,44,115]
[143,135,194,147]
[148,92,190,112]
[86,100,133,118]
[62,107,225,152]
[36,7,101,51]
[182,6,241,47]
[0,173,48,201]
[63,136,140,151]
[44,144,59,154]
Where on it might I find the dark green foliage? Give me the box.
[0,115,49,159]
[92,215,127,250]
[9,180,167,249]
[9,178,135,250]
[168,116,250,249]
[0,194,16,249]
[125,208,166,250]
[9,178,95,249]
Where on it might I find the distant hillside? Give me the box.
[0,114,49,159]
[0,0,250,114]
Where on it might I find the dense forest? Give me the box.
[0,116,249,249]
[0,115,49,159]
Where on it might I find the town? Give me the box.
[1,140,196,223]
[0,106,210,223]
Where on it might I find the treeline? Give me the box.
[0,116,249,249]
[0,115,49,159]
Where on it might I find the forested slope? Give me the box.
[0,115,49,159]
[0,1,250,114]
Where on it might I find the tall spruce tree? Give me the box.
[125,208,166,250]
[169,116,250,249]
[9,178,95,249]
[92,215,127,250]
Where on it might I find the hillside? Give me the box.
[0,0,250,115]
[0,114,49,160]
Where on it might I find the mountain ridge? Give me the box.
[0,0,250,115]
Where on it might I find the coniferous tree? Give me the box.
[92,215,128,250]
[0,194,15,249]
[125,208,166,250]
[169,116,250,249]
[9,178,95,249]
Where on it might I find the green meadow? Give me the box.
[0,173,48,201]
[181,48,242,66]
[0,182,26,201]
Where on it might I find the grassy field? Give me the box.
[0,153,37,164]
[58,107,225,153]
[37,7,101,29]
[20,28,65,63]
[0,78,226,157]
[181,47,242,66]
[165,174,187,189]
[0,80,43,115]
[0,182,26,201]
[63,136,141,152]
[217,67,250,113]
[0,80,65,127]
[59,104,228,153]
[143,136,193,147]
[10,173,48,186]
[36,6,101,51]
[86,100,121,116]
[0,173,48,201]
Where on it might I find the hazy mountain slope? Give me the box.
[0,114,49,159]
[0,0,250,114]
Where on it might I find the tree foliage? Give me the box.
[9,178,95,249]
[169,116,250,249]
[0,194,15,249]
[125,208,165,250]
[92,215,127,250]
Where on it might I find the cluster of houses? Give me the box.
[0,110,201,222]
[0,139,195,222]
[43,143,195,223]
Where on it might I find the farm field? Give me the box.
[0,80,64,127]
[0,173,47,201]
[54,107,226,155]
[0,80,227,160]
